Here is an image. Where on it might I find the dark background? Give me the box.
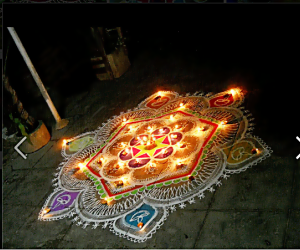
[2,4,300,248]
[3,4,300,157]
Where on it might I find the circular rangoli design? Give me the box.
[39,89,272,243]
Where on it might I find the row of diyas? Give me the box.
[61,88,239,148]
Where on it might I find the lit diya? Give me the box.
[174,124,182,129]
[223,93,232,99]
[115,180,124,187]
[40,88,271,243]
[145,141,157,150]
[251,148,259,154]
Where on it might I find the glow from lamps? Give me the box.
[42,208,51,215]
[220,121,227,126]
[78,163,85,170]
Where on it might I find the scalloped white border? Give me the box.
[39,89,271,243]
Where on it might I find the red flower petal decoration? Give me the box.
[154,147,173,159]
[128,158,151,168]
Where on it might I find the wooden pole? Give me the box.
[4,76,36,127]
[7,27,68,130]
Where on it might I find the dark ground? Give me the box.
[2,26,300,248]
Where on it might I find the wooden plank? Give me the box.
[107,46,130,78]
[92,63,106,69]
[96,73,112,81]
[91,57,103,61]
[90,27,113,80]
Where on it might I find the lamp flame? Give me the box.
[42,208,51,215]
[78,163,85,170]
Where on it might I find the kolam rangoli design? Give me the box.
[39,89,272,243]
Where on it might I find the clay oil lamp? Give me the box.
[171,134,178,139]
[177,142,186,149]
[42,207,51,215]
[220,120,227,126]
[189,175,195,181]
[137,222,144,229]
[97,157,103,166]
[101,198,108,204]
[175,159,184,169]
[149,163,156,171]
[223,93,232,99]
[176,162,186,170]
[115,179,124,187]
[107,199,116,206]
[147,126,154,134]
[135,159,141,167]
[198,126,205,132]
[154,93,161,101]
[161,148,167,157]
[174,124,182,130]
[122,148,130,156]
[118,162,124,168]
[179,100,187,109]
[122,118,128,126]
[78,163,85,171]
[62,139,69,147]
[145,140,157,150]
[251,148,259,154]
